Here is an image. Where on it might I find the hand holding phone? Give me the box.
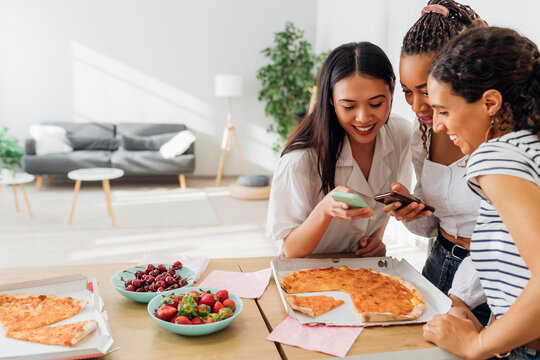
[331,191,376,219]
[374,191,435,213]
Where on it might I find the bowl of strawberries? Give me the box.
[147,287,243,336]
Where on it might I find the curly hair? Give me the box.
[430,27,540,136]
[402,0,486,153]
[282,42,395,195]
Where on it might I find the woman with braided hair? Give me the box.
[424,26,540,360]
[382,0,490,326]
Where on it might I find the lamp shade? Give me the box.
[215,74,243,97]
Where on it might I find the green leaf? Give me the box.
[0,127,23,170]
[257,22,327,152]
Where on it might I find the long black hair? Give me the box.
[401,0,486,153]
[430,26,540,136]
[282,42,395,195]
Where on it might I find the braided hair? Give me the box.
[430,27,540,136]
[402,0,486,153]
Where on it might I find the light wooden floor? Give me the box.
[0,175,427,270]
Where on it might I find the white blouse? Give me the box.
[266,115,413,254]
[404,122,480,239]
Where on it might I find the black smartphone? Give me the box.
[374,191,435,213]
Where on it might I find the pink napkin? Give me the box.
[141,253,209,282]
[267,316,363,358]
[198,268,272,299]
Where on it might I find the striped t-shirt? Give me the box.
[466,130,540,319]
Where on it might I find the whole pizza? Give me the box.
[280,266,426,322]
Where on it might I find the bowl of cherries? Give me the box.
[111,261,195,303]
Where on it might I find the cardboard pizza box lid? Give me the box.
[271,256,451,327]
[0,274,114,360]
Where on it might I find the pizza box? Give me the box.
[271,256,451,327]
[0,274,114,360]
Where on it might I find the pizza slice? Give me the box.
[0,294,87,331]
[284,294,345,317]
[5,320,97,347]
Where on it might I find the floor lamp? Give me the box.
[214,74,249,186]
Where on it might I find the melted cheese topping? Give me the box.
[281,267,424,316]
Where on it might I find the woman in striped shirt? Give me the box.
[423,27,540,359]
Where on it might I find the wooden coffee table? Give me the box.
[67,168,124,226]
[0,172,35,217]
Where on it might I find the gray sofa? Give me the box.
[22,122,195,189]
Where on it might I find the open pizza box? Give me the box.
[271,256,451,327]
[0,274,114,360]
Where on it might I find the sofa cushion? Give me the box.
[29,125,73,155]
[22,150,113,175]
[111,150,195,175]
[67,135,121,151]
[159,130,196,159]
[43,121,115,138]
[116,123,187,137]
[121,133,176,151]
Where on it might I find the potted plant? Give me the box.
[0,127,24,180]
[257,21,327,152]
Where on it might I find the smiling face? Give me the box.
[332,73,393,148]
[427,77,491,154]
[399,54,436,127]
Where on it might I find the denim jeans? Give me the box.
[491,346,540,360]
[422,239,491,326]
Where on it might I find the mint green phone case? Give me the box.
[331,191,376,219]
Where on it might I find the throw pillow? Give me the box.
[122,132,177,151]
[159,130,196,159]
[67,135,121,151]
[29,125,73,155]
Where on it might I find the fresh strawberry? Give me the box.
[187,290,201,303]
[213,301,225,313]
[215,289,228,303]
[218,308,234,319]
[173,315,192,325]
[162,295,181,308]
[191,316,204,325]
[199,293,216,308]
[178,297,198,318]
[223,299,235,310]
[206,313,220,323]
[155,305,177,322]
[196,304,211,316]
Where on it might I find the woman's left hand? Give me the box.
[423,314,484,360]
[355,236,386,257]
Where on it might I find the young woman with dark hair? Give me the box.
[266,42,412,258]
[382,0,490,325]
[424,26,540,360]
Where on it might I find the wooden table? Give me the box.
[0,257,456,359]
[0,259,279,360]
[238,257,456,360]
[0,172,35,218]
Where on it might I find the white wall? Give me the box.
[0,0,317,176]
[315,0,540,123]
[3,0,540,177]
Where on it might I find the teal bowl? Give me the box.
[111,264,195,303]
[147,287,243,336]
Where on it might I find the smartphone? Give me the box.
[374,191,435,213]
[331,191,376,219]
